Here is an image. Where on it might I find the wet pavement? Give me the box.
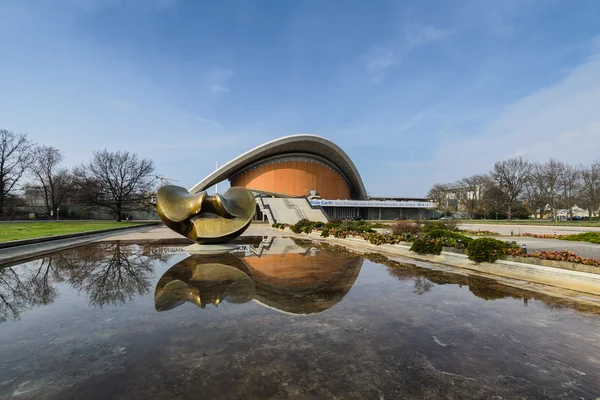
[1,236,600,399]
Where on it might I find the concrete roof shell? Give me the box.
[189,134,368,199]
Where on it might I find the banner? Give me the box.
[309,199,434,208]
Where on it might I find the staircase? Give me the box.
[257,197,275,225]
[260,198,328,225]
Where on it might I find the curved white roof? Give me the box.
[189,134,368,199]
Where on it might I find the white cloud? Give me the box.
[430,48,600,182]
[204,68,233,94]
[363,24,449,82]
[365,49,398,71]
[209,84,230,94]
[404,24,452,48]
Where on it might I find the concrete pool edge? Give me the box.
[0,223,161,267]
[275,228,600,304]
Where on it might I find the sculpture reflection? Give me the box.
[154,237,364,315]
[155,254,255,310]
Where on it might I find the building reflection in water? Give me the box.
[154,237,364,315]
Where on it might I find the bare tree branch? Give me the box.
[0,129,33,213]
[490,156,534,220]
[73,149,155,221]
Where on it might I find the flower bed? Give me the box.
[522,233,566,239]
[287,220,600,269]
[461,229,500,236]
[506,248,600,267]
[522,232,600,244]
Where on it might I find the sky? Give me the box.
[1,0,599,197]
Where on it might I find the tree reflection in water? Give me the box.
[54,243,167,307]
[0,242,168,322]
[0,257,62,323]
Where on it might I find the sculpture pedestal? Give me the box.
[184,243,239,255]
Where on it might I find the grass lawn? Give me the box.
[0,221,150,242]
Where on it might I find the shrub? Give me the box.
[410,238,442,255]
[424,229,473,248]
[290,219,311,233]
[422,220,458,233]
[332,229,348,239]
[338,221,375,233]
[466,238,508,263]
[320,228,330,237]
[391,220,421,235]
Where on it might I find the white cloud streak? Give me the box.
[209,84,230,94]
[431,48,600,182]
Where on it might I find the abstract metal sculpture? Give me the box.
[156,185,256,244]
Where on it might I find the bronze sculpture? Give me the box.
[156,185,256,244]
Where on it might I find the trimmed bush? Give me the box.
[320,228,330,237]
[466,238,508,263]
[410,238,442,255]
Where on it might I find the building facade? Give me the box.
[190,134,435,221]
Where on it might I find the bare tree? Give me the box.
[560,164,581,220]
[427,183,450,215]
[74,149,155,221]
[580,161,600,220]
[533,159,567,222]
[457,174,488,218]
[524,179,545,219]
[30,146,73,217]
[0,129,33,213]
[490,156,534,220]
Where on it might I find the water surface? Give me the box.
[1,237,600,399]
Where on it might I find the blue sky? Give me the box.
[1,0,599,197]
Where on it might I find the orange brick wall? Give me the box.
[230,160,351,199]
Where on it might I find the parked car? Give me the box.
[351,216,364,221]
[439,216,453,220]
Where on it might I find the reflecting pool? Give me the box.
[1,236,600,399]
